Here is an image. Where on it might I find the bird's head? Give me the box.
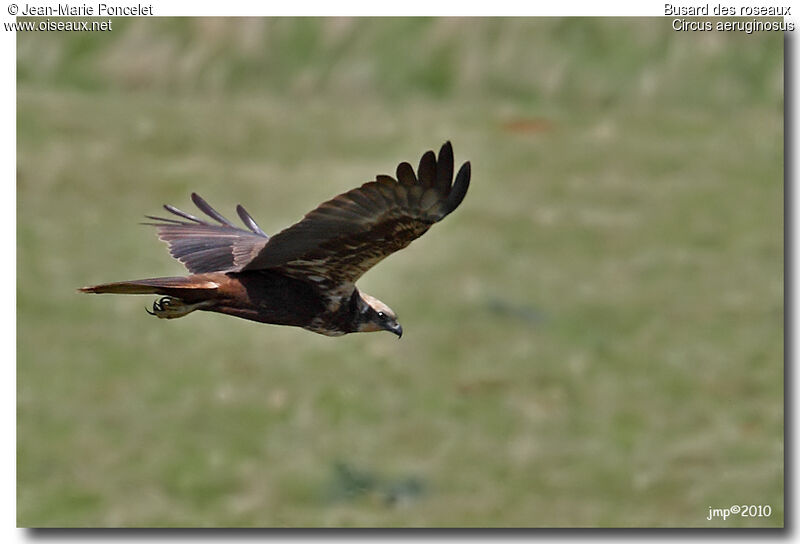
[355,292,402,338]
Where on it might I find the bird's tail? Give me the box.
[79,276,219,300]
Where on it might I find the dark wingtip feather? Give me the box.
[237,204,268,238]
[435,141,454,193]
[141,215,185,226]
[417,150,437,186]
[443,161,470,216]
[439,141,453,159]
[164,204,204,224]
[396,162,417,186]
[191,193,235,227]
[376,174,397,185]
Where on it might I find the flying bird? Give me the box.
[80,142,471,338]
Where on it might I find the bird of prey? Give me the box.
[80,142,471,338]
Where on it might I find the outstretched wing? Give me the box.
[242,141,471,289]
[143,193,269,273]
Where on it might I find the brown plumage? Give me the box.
[80,142,471,337]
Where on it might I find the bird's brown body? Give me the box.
[80,142,471,337]
[172,271,361,335]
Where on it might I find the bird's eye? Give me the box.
[377,311,386,320]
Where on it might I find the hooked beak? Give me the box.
[385,322,403,339]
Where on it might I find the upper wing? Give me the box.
[241,141,471,288]
[144,193,269,274]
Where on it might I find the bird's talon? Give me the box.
[147,297,174,316]
[145,296,205,319]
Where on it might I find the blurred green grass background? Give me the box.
[17,18,783,527]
